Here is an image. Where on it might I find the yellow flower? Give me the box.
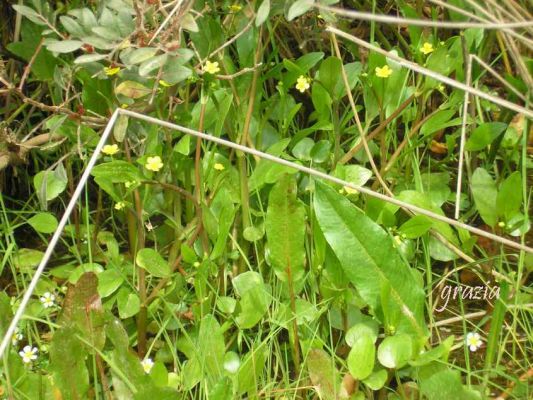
[437,84,445,92]
[420,42,434,55]
[204,60,220,75]
[104,66,121,76]
[114,201,126,210]
[375,65,393,78]
[230,4,242,12]
[145,156,164,172]
[343,186,359,195]
[295,75,311,93]
[102,144,119,155]
[159,80,173,87]
[214,163,225,171]
[120,103,129,109]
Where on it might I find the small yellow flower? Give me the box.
[343,186,359,195]
[114,201,126,211]
[498,221,506,228]
[437,84,445,92]
[159,80,173,87]
[145,156,164,172]
[102,144,119,156]
[230,4,242,12]
[104,66,121,76]
[120,103,129,109]
[204,60,220,75]
[375,65,393,78]
[295,75,311,93]
[420,42,434,55]
[214,163,225,171]
[466,332,482,352]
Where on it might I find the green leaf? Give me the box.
[117,288,141,318]
[399,215,433,239]
[139,54,168,77]
[377,334,413,369]
[12,5,46,25]
[27,212,58,234]
[136,248,171,278]
[292,138,315,160]
[347,335,375,379]
[34,166,68,205]
[46,40,83,53]
[265,175,306,286]
[124,47,159,65]
[74,53,108,64]
[419,362,482,400]
[471,168,498,227]
[363,369,388,390]
[233,271,271,329]
[346,321,379,346]
[287,0,315,21]
[465,122,507,151]
[496,172,522,221]
[314,182,426,337]
[97,268,124,298]
[91,161,142,183]
[255,0,270,26]
[420,110,457,136]
[14,248,44,271]
[113,114,129,142]
[318,57,342,98]
[49,326,90,400]
[306,349,346,400]
[115,81,151,99]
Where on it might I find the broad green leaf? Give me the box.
[310,140,331,163]
[236,347,268,395]
[14,248,44,271]
[115,81,151,99]
[136,248,171,278]
[287,0,314,21]
[97,268,124,298]
[318,57,342,98]
[465,122,507,151]
[347,335,375,379]
[363,369,388,390]
[419,362,482,400]
[410,336,454,367]
[399,215,433,239]
[314,182,426,337]
[49,326,90,400]
[223,352,240,374]
[46,40,83,53]
[117,288,141,318]
[113,114,129,142]
[496,172,522,221]
[60,272,105,351]
[74,53,108,64]
[34,166,68,205]
[346,321,379,346]
[27,212,58,234]
[125,47,159,65]
[233,271,271,329]
[265,175,306,286]
[255,0,270,26]
[377,334,413,369]
[91,161,141,183]
[471,168,498,227]
[292,137,315,160]
[139,54,168,77]
[12,5,46,25]
[420,110,457,136]
[306,349,348,400]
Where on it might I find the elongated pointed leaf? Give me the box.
[314,182,426,337]
[265,175,306,286]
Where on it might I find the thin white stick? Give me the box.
[428,0,533,49]
[0,109,120,360]
[318,5,533,29]
[118,109,533,254]
[455,55,473,220]
[326,26,533,119]
[3,107,532,361]
[148,0,184,45]
[471,55,527,103]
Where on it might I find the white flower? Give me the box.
[141,358,154,374]
[12,327,23,346]
[40,292,55,308]
[466,332,482,352]
[19,345,38,363]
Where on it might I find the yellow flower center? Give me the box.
[102,144,119,155]
[295,75,311,93]
[420,42,434,55]
[214,163,225,171]
[375,65,393,78]
[204,60,220,75]
[104,66,121,76]
[145,156,164,172]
